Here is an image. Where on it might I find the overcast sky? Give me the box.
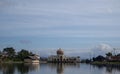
[0,0,120,57]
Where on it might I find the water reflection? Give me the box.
[48,63,80,74]
[105,66,120,74]
[92,64,120,74]
[0,63,15,74]
[0,63,40,74]
[1,63,120,74]
[56,64,64,74]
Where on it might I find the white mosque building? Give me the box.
[48,48,80,63]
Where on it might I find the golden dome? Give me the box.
[57,48,64,55]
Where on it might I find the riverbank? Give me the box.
[0,61,23,64]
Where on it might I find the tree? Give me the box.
[17,49,33,61]
[117,54,120,56]
[96,55,105,61]
[106,52,112,57]
[93,55,105,62]
[3,47,16,58]
[0,50,1,54]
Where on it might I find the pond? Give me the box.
[0,63,120,74]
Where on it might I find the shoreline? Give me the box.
[0,61,24,64]
[91,61,120,67]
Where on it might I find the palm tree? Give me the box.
[106,52,112,57]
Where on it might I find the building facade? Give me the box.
[24,55,40,63]
[48,48,80,63]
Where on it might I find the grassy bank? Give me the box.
[0,61,23,64]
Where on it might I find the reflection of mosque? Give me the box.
[48,63,80,74]
[48,48,80,63]
[57,64,64,74]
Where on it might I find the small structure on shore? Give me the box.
[24,55,40,63]
[48,48,80,63]
[106,52,120,62]
[107,56,120,62]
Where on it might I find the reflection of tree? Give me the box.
[0,63,15,74]
[0,63,40,74]
[92,64,120,74]
[106,66,112,73]
[17,63,29,74]
[17,63,40,74]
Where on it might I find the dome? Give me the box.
[57,48,64,55]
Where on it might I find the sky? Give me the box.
[0,0,120,58]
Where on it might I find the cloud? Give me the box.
[0,27,120,38]
[91,43,113,56]
[0,0,120,56]
[93,43,113,52]
[107,8,113,13]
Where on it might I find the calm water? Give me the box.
[0,63,120,74]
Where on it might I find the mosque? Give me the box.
[48,48,80,63]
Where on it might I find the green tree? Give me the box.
[0,50,1,54]
[3,47,16,58]
[17,49,33,61]
[93,55,105,62]
[106,52,112,57]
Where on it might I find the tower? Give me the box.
[56,48,64,62]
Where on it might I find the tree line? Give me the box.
[81,52,120,63]
[0,47,34,62]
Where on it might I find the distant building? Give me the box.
[107,56,120,62]
[24,55,40,63]
[48,48,80,63]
